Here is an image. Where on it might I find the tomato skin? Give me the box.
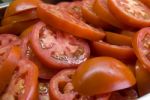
[30,21,90,69]
[4,0,38,18]
[132,27,150,71]
[2,59,39,100]
[108,0,150,28]
[0,19,39,35]
[72,57,136,96]
[135,61,150,96]
[0,46,21,94]
[106,32,132,46]
[2,9,37,25]
[91,41,136,61]
[37,2,105,41]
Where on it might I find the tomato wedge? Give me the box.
[4,0,38,18]
[108,0,150,28]
[93,0,124,29]
[37,3,105,41]
[30,21,90,69]
[135,61,150,96]
[2,9,37,25]
[132,27,150,71]
[1,59,39,100]
[91,41,136,61]
[72,57,136,96]
[49,69,111,100]
[0,46,21,94]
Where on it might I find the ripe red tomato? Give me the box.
[30,21,90,69]
[135,61,150,96]
[72,57,136,96]
[0,46,21,94]
[140,0,150,8]
[1,59,39,100]
[4,0,38,18]
[108,0,150,28]
[132,27,150,71]
[37,2,105,41]
[49,69,111,100]
[91,41,136,61]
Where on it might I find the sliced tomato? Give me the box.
[0,19,39,35]
[0,46,21,94]
[30,21,90,69]
[49,69,111,100]
[132,27,150,71]
[135,61,150,96]
[91,41,136,61]
[37,3,105,41]
[106,32,132,46]
[21,26,59,79]
[81,0,110,28]
[4,0,38,18]
[108,0,150,28]
[93,0,125,29]
[2,9,37,25]
[39,81,50,100]
[140,0,150,8]
[0,34,19,49]
[58,1,83,21]
[110,88,138,100]
[1,59,39,100]
[72,57,136,96]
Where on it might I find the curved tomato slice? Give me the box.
[0,46,21,94]
[0,19,39,35]
[106,32,132,46]
[39,81,50,100]
[110,88,138,100]
[30,21,90,69]
[20,27,59,79]
[81,0,110,28]
[108,0,150,28]
[37,2,105,41]
[49,69,111,100]
[1,59,39,100]
[72,57,136,96]
[132,27,150,71]
[2,9,37,25]
[4,0,38,18]
[93,0,125,29]
[135,61,150,96]
[91,41,136,61]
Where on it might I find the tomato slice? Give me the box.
[37,3,105,41]
[110,88,138,100]
[108,0,150,28]
[91,41,136,61]
[132,27,150,71]
[0,46,21,94]
[0,34,19,48]
[4,0,38,18]
[2,9,37,25]
[30,21,90,69]
[39,81,50,100]
[58,1,83,21]
[135,61,150,96]
[93,0,125,29]
[20,26,59,79]
[49,69,111,100]
[81,0,110,28]
[106,32,132,46]
[1,59,39,100]
[72,57,136,96]
[140,0,150,8]
[0,19,39,35]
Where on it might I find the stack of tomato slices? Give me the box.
[0,0,150,99]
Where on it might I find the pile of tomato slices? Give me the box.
[0,0,150,99]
